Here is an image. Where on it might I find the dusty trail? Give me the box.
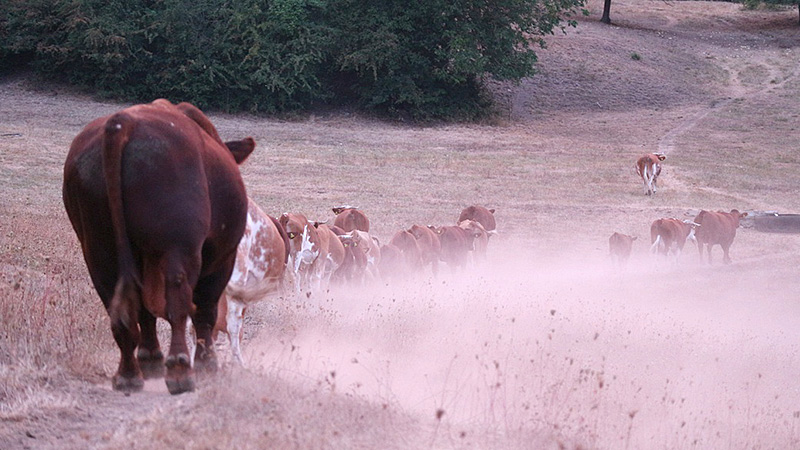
[2,1,800,449]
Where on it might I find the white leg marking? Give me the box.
[227,299,246,365]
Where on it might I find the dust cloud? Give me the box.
[229,236,800,449]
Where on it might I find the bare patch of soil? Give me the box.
[2,1,800,448]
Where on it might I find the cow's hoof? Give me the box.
[137,348,165,379]
[112,373,144,393]
[165,353,194,394]
[165,375,195,395]
[193,340,218,374]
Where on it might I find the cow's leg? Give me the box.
[137,308,165,379]
[226,299,246,365]
[192,268,232,375]
[107,280,145,393]
[722,244,732,264]
[161,255,199,395]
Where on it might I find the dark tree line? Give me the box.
[0,0,586,120]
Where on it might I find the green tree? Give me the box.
[324,0,586,119]
[1,0,587,119]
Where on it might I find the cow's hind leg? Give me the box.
[108,281,144,392]
[722,244,732,264]
[137,308,165,379]
[192,268,233,374]
[161,255,198,395]
[226,299,246,365]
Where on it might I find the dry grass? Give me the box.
[2,0,800,448]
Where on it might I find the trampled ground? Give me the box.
[1,1,800,448]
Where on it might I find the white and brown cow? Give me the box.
[458,205,497,234]
[347,230,382,281]
[635,153,666,196]
[214,198,288,365]
[314,222,346,288]
[608,232,637,266]
[693,209,747,264]
[650,218,697,259]
[458,219,489,262]
[279,212,321,295]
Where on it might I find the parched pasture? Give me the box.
[2,1,800,448]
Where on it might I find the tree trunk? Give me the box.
[601,0,612,24]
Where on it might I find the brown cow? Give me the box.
[458,219,489,262]
[693,209,748,264]
[635,153,666,196]
[458,205,497,233]
[279,212,321,295]
[332,206,370,232]
[650,218,697,259]
[346,230,382,280]
[389,230,424,276]
[214,198,288,365]
[336,233,369,284]
[608,232,637,266]
[377,243,405,282]
[429,225,472,270]
[408,224,441,275]
[63,99,254,394]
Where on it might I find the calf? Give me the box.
[650,218,697,259]
[279,212,321,295]
[693,209,747,264]
[214,198,288,365]
[608,232,637,266]
[635,153,666,196]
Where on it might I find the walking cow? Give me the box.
[63,99,255,394]
[694,209,748,264]
[635,153,666,196]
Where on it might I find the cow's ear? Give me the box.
[657,154,666,161]
[489,209,495,214]
[225,137,255,165]
[740,212,749,218]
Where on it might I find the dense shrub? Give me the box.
[0,0,586,119]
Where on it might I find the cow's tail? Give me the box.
[102,113,141,326]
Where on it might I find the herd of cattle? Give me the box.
[60,101,748,395]
[610,153,748,267]
[61,100,499,394]
[215,201,497,364]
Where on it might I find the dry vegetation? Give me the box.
[2,0,800,448]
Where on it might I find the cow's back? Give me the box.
[458,206,496,232]
[333,208,370,232]
[694,210,741,246]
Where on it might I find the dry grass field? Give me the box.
[2,0,800,448]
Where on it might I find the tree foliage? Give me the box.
[1,0,586,119]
